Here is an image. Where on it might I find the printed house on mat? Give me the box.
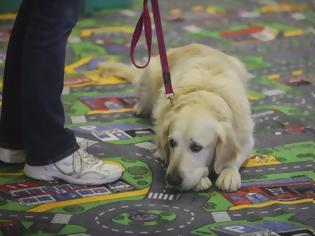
[222,177,313,206]
[0,180,134,206]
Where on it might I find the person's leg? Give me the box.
[0,0,31,150]
[20,0,81,165]
[21,0,123,184]
[0,0,32,163]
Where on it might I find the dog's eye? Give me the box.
[190,143,203,153]
[169,138,177,148]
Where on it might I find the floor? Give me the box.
[0,0,314,235]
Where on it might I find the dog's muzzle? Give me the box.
[166,171,183,186]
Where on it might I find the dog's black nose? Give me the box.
[166,172,183,186]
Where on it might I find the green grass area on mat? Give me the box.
[23,224,86,236]
[242,171,315,182]
[108,135,154,145]
[114,157,152,189]
[252,76,292,92]
[0,198,32,212]
[247,90,266,100]
[70,41,106,59]
[240,55,272,70]
[200,190,234,212]
[252,104,311,116]
[254,141,315,163]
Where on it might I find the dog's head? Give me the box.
[158,102,239,191]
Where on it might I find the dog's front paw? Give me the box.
[133,102,148,117]
[133,103,142,116]
[215,168,241,192]
[194,177,212,191]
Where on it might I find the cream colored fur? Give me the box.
[100,43,254,192]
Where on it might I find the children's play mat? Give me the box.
[0,0,314,235]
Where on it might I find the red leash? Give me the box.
[130,0,175,102]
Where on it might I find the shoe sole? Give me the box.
[24,165,123,185]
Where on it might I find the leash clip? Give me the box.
[166,93,175,106]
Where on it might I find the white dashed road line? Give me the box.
[95,203,196,234]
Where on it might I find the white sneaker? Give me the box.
[23,148,123,185]
[0,147,26,164]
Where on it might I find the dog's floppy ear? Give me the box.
[155,118,171,164]
[214,122,240,174]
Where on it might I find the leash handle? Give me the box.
[130,0,152,68]
[130,0,174,97]
[151,0,174,95]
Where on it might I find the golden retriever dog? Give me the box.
[100,43,254,192]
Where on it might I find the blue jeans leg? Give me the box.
[0,0,83,165]
[0,0,31,150]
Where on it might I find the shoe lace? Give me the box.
[75,141,116,176]
[80,151,100,166]
[76,141,106,172]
